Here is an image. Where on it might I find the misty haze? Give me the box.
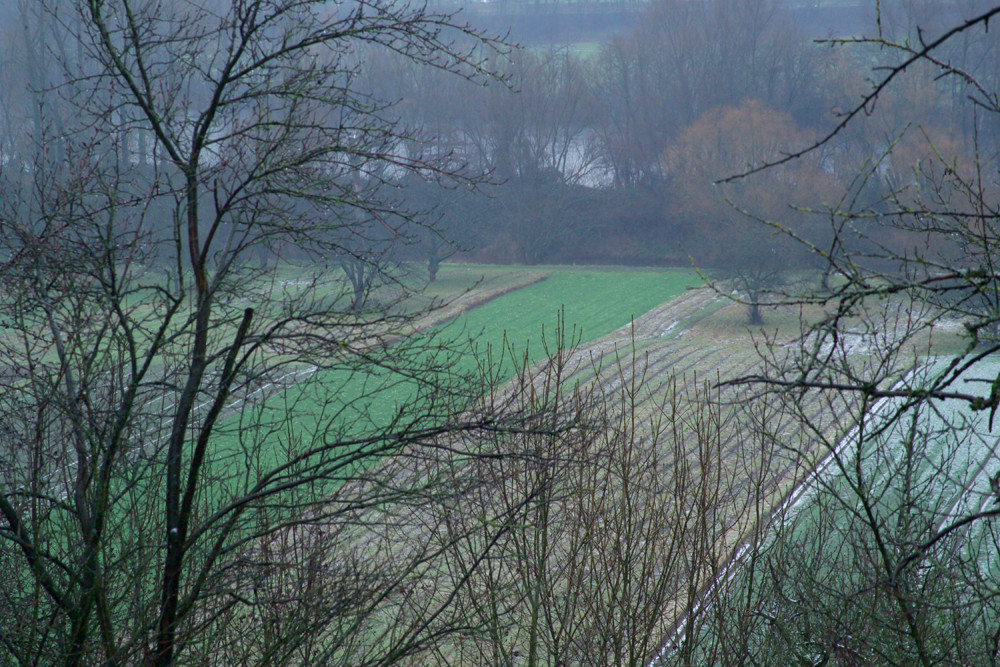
[2,1,1000,665]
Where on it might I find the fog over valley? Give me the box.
[2,1,1000,665]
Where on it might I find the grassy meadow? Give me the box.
[205,264,699,478]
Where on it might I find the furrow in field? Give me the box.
[544,289,869,663]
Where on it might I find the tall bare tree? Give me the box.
[0,2,596,665]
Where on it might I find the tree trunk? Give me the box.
[748,296,763,325]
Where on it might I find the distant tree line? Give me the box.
[364,0,1000,278]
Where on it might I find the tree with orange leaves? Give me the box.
[667,99,838,324]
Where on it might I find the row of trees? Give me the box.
[369,0,1000,279]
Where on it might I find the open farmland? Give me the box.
[319,282,875,665]
[335,278,991,666]
[645,354,1000,665]
[11,264,700,498]
[477,286,994,666]
[298,282,847,665]
[168,269,856,664]
[2,264,697,520]
[637,303,1000,665]
[163,265,701,481]
[239,264,700,414]
[21,257,987,665]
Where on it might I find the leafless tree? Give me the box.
[0,2,602,665]
[591,0,823,188]
[425,329,804,667]
[454,48,601,264]
[690,3,1000,664]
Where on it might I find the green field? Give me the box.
[785,356,1000,542]
[212,265,699,474]
[449,267,699,374]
